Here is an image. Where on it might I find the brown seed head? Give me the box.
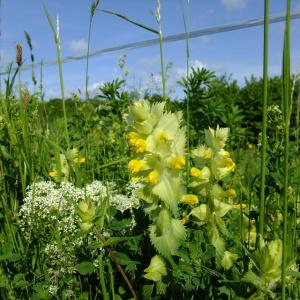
[21,88,30,106]
[16,44,23,66]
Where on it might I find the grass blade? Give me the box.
[99,9,159,35]
[258,0,269,238]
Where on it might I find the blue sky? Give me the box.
[1,0,300,99]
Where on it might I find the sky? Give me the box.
[1,0,300,99]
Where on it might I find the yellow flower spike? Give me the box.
[190,167,202,177]
[49,170,58,177]
[128,159,144,173]
[148,170,159,185]
[181,194,199,205]
[134,138,147,153]
[227,188,237,199]
[158,131,169,144]
[170,156,185,169]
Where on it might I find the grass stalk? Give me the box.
[43,3,70,148]
[281,0,291,298]
[98,253,110,300]
[155,0,166,99]
[182,0,190,184]
[258,0,269,238]
[85,0,100,101]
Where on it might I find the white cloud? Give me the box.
[132,60,208,96]
[67,39,88,55]
[221,0,247,10]
[137,55,160,68]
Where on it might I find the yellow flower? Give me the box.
[128,159,144,173]
[235,203,247,209]
[127,131,139,145]
[148,170,159,185]
[190,167,202,177]
[224,157,236,172]
[49,170,58,177]
[192,145,212,160]
[170,156,185,169]
[78,156,86,164]
[227,188,236,199]
[134,138,147,153]
[181,194,199,205]
[158,131,169,144]
[74,156,86,165]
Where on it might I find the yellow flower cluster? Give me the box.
[188,126,246,265]
[127,100,186,214]
[128,100,187,280]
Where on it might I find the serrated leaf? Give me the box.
[152,172,181,215]
[75,261,95,275]
[149,218,186,258]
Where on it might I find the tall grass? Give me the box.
[43,3,70,149]
[85,0,100,101]
[281,0,291,298]
[258,0,269,238]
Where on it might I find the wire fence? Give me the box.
[1,11,300,75]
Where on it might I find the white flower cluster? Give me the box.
[19,180,141,293]
[19,180,141,245]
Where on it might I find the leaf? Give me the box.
[149,218,186,258]
[13,273,30,288]
[75,261,95,275]
[152,172,181,215]
[142,284,154,299]
[99,9,159,35]
[110,218,132,231]
[113,251,131,265]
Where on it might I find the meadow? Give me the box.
[0,1,299,299]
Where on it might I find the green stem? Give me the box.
[98,253,110,300]
[158,30,166,99]
[56,36,70,148]
[281,0,291,298]
[18,67,22,101]
[85,11,93,101]
[258,0,269,238]
[182,3,190,185]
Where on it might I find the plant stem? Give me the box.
[281,1,291,299]
[98,253,110,300]
[56,26,70,148]
[158,30,166,99]
[258,0,269,238]
[182,1,190,185]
